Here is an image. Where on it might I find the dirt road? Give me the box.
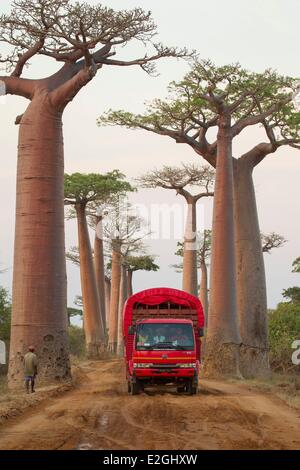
[0,359,299,450]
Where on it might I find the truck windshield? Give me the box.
[136,323,194,351]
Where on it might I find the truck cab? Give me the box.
[123,288,205,395]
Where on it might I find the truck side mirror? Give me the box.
[198,327,204,337]
[128,326,136,335]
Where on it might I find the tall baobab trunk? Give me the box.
[199,261,209,324]
[204,114,241,377]
[104,277,111,328]
[8,96,70,388]
[94,215,106,332]
[182,198,198,296]
[108,240,121,353]
[117,264,128,356]
[233,159,269,377]
[76,204,105,358]
[127,270,133,297]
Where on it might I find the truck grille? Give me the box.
[152,364,179,369]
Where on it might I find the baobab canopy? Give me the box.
[0,0,189,87]
[98,59,300,157]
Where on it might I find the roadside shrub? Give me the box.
[268,303,300,373]
[0,287,11,375]
[68,325,86,358]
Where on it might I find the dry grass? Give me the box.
[230,373,300,409]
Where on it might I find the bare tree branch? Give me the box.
[137,163,215,200]
[11,36,45,77]
[231,95,292,138]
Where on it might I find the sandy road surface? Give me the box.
[0,359,299,450]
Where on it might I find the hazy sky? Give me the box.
[0,0,299,312]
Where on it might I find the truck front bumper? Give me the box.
[135,368,196,378]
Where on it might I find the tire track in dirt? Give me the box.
[0,360,299,450]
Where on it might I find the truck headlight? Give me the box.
[178,363,197,368]
[133,363,153,368]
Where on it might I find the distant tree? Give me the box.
[66,247,80,267]
[0,288,11,342]
[92,208,108,334]
[174,230,211,318]
[268,303,300,373]
[137,164,214,296]
[104,275,111,328]
[282,287,300,306]
[68,325,86,358]
[74,296,83,308]
[261,232,287,253]
[292,257,300,273]
[67,307,83,326]
[126,255,160,297]
[65,171,133,357]
[67,250,112,330]
[281,257,300,306]
[104,205,147,353]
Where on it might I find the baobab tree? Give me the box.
[116,253,159,356]
[0,0,188,386]
[282,287,300,306]
[104,206,148,353]
[174,230,211,319]
[66,239,112,337]
[281,257,300,306]
[93,208,108,332]
[126,255,159,297]
[137,164,214,297]
[99,60,300,377]
[104,271,111,328]
[116,257,128,357]
[67,307,82,327]
[67,251,109,333]
[198,230,211,320]
[64,171,133,357]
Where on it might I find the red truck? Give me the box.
[123,287,205,395]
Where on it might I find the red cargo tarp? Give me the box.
[123,287,205,336]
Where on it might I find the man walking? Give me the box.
[24,346,38,394]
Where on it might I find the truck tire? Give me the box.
[177,386,185,393]
[127,381,132,393]
[187,379,197,395]
[131,380,140,395]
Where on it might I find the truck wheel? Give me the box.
[177,386,185,393]
[127,381,132,393]
[187,380,197,395]
[131,381,140,395]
